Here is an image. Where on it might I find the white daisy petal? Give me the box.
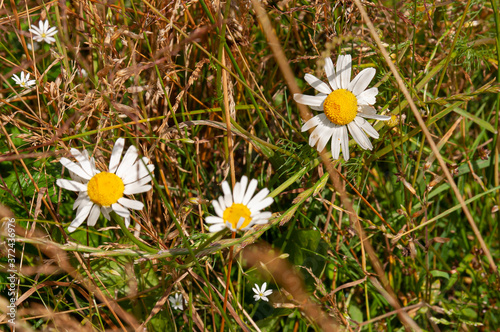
[250,211,272,221]
[340,125,350,161]
[46,26,58,35]
[56,179,87,192]
[331,126,342,160]
[112,203,131,219]
[242,179,258,205]
[236,217,245,230]
[349,68,376,95]
[293,94,325,107]
[70,148,95,176]
[59,157,92,180]
[249,197,274,212]
[29,26,42,36]
[129,174,153,187]
[101,207,111,220]
[73,192,89,210]
[115,145,139,178]
[336,55,351,89]
[12,74,20,84]
[354,116,379,139]
[233,182,242,204]
[212,200,224,217]
[67,201,93,232]
[209,223,226,233]
[358,104,376,115]
[316,123,335,153]
[348,122,373,150]
[217,196,227,211]
[124,183,151,195]
[357,87,378,105]
[221,180,233,207]
[247,188,270,210]
[118,197,144,210]
[301,113,325,132]
[233,175,248,203]
[87,204,101,227]
[122,160,154,184]
[304,73,332,95]
[309,124,324,148]
[109,138,125,173]
[324,57,338,91]
[206,216,223,224]
[358,112,391,121]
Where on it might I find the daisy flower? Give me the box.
[252,282,273,302]
[56,138,154,233]
[169,293,184,310]
[294,54,391,161]
[205,176,273,233]
[12,72,36,88]
[29,20,58,44]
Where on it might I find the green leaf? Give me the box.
[430,270,450,279]
[348,304,364,323]
[452,106,497,133]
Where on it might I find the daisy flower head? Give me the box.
[12,72,36,88]
[29,20,58,44]
[252,282,273,302]
[56,138,154,233]
[169,293,183,311]
[205,176,273,233]
[294,54,391,161]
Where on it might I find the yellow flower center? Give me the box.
[223,203,252,230]
[41,33,46,38]
[87,172,124,207]
[323,89,358,125]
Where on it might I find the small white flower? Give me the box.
[294,54,391,161]
[169,293,183,310]
[12,72,36,88]
[252,282,273,302]
[205,176,273,233]
[29,20,58,44]
[56,138,154,232]
[26,42,40,51]
[79,68,88,78]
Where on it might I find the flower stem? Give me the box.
[110,212,157,254]
[220,231,236,331]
